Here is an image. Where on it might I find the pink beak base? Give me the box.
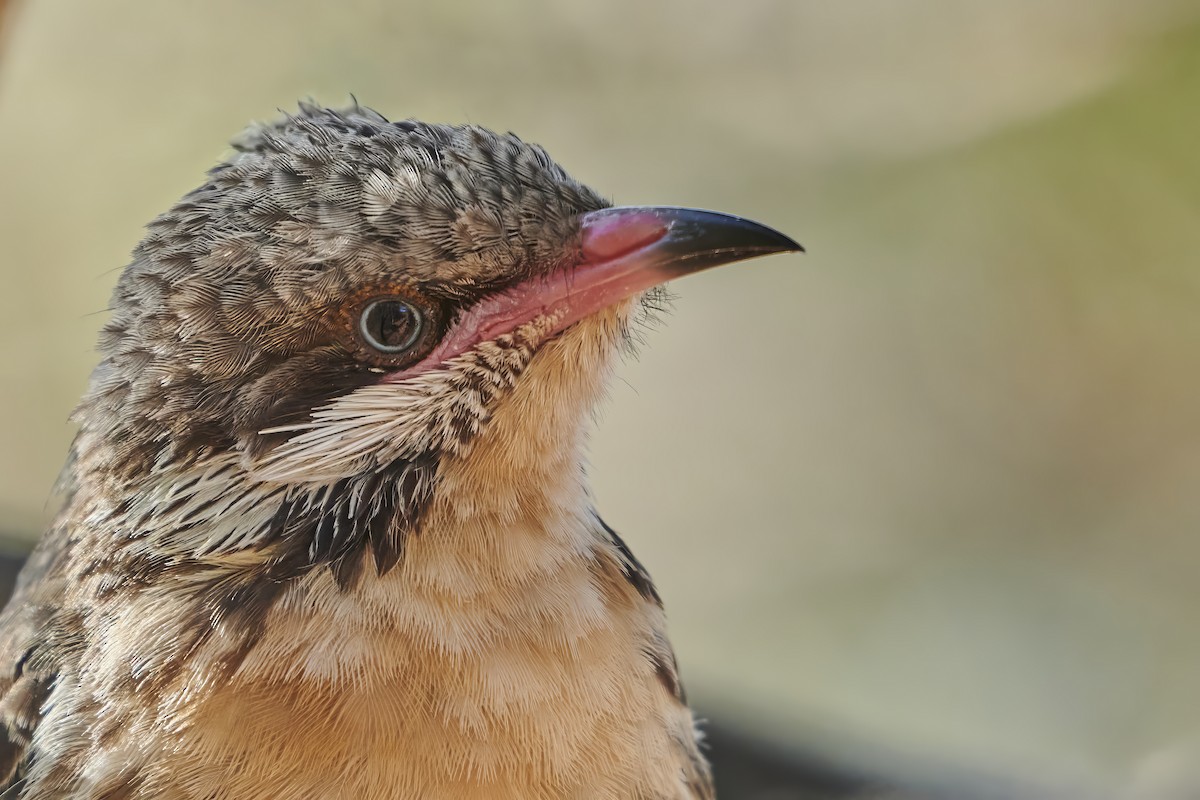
[392,206,802,379]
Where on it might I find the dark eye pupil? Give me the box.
[360,299,423,353]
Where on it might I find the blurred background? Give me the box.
[2,1,1200,797]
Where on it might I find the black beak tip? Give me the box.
[660,206,804,262]
[769,230,805,255]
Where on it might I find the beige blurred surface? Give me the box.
[2,1,1200,793]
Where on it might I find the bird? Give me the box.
[0,102,801,799]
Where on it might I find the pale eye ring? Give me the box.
[359,299,424,353]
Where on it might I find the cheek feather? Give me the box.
[100,311,629,571]
[251,315,558,485]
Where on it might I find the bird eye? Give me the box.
[359,299,424,354]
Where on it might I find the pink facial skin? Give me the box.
[386,206,801,381]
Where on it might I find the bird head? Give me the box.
[74,103,800,583]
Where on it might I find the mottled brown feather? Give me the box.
[0,103,713,799]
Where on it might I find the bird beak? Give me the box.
[407,206,802,376]
[579,204,803,277]
[569,203,803,311]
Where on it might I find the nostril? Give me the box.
[580,209,669,262]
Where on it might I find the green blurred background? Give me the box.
[2,1,1200,795]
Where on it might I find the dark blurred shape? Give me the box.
[0,541,1084,800]
[0,547,17,603]
[706,722,886,798]
[704,719,1092,799]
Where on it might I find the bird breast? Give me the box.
[132,509,697,800]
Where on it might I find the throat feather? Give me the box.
[115,454,439,587]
